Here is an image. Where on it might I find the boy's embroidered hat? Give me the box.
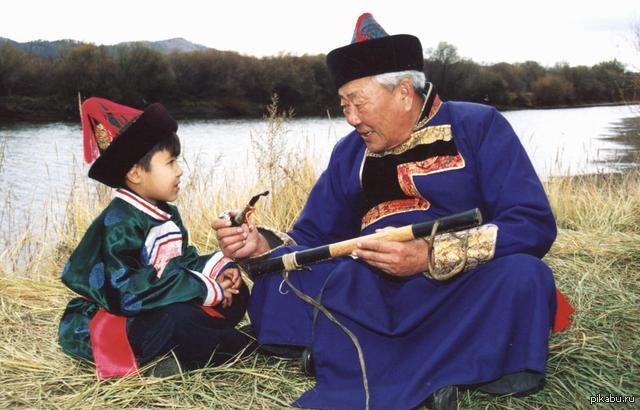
[81,97,178,188]
[326,13,423,89]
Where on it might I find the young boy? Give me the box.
[59,98,251,379]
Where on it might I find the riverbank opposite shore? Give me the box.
[1,94,638,123]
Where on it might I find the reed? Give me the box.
[0,105,638,408]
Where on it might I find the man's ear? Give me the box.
[125,164,143,185]
[397,78,416,110]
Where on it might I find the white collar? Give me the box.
[114,188,171,221]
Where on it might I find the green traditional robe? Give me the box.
[59,188,231,369]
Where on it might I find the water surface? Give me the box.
[0,104,638,239]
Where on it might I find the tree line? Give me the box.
[0,41,637,121]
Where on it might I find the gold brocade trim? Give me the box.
[397,168,421,198]
[413,83,442,130]
[367,125,453,158]
[426,224,498,280]
[95,123,113,150]
[397,154,466,197]
[414,94,442,130]
[361,198,430,229]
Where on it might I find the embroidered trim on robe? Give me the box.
[114,188,170,221]
[361,198,430,230]
[366,125,453,158]
[144,221,183,277]
[397,153,466,197]
[427,224,498,280]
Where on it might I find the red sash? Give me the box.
[552,289,575,333]
[200,306,225,319]
[89,308,139,379]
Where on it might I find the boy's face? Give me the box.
[129,149,183,204]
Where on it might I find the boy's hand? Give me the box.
[217,267,242,308]
[222,266,243,290]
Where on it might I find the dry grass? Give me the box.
[1,105,639,408]
[459,170,640,408]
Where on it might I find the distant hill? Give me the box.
[0,37,82,58]
[0,37,209,58]
[119,38,209,53]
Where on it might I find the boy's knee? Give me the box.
[151,302,201,326]
[128,304,201,342]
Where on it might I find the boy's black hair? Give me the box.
[119,132,181,188]
[136,132,181,171]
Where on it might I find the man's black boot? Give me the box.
[425,385,458,410]
[143,355,181,377]
[477,371,544,396]
[300,348,315,377]
[258,344,305,360]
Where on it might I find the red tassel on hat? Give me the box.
[80,97,142,164]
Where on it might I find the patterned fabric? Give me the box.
[397,154,465,195]
[144,221,183,276]
[351,13,389,43]
[428,224,499,280]
[361,198,430,229]
[80,97,142,164]
[248,88,574,409]
[58,188,233,376]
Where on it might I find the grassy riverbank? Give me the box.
[1,110,639,408]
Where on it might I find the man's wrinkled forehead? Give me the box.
[338,77,373,100]
[339,89,362,102]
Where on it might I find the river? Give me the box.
[0,104,638,244]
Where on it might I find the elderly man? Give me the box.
[213,14,573,410]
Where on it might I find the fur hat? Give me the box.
[326,13,423,89]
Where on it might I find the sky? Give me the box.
[1,0,638,69]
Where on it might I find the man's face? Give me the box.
[338,76,407,153]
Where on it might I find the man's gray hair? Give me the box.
[374,70,426,92]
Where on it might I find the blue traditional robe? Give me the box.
[249,86,567,409]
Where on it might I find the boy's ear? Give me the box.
[125,164,143,185]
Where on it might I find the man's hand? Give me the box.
[352,228,430,276]
[211,210,270,259]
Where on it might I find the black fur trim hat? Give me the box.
[82,100,178,188]
[326,13,423,89]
